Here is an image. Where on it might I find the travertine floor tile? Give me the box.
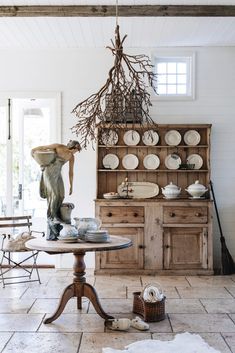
[95,275,141,287]
[148,316,173,333]
[200,298,235,314]
[39,313,105,333]
[79,332,151,353]
[46,275,95,287]
[0,333,13,351]
[152,332,232,353]
[0,298,35,314]
[141,276,190,287]
[21,285,68,299]
[169,313,235,333]
[89,299,132,314]
[166,299,206,313]
[2,332,81,353]
[0,314,43,332]
[0,285,27,299]
[29,298,89,314]
[226,287,235,298]
[177,286,233,299]
[187,276,235,287]
[223,333,235,353]
[230,314,235,324]
[94,285,126,299]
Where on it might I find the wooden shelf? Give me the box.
[98,169,209,172]
[98,145,209,148]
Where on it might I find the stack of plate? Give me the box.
[57,236,78,243]
[85,230,110,243]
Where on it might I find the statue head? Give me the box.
[67,140,81,152]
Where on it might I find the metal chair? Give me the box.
[0,215,45,287]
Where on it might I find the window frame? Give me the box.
[152,51,195,101]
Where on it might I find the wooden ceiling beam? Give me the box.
[0,5,235,17]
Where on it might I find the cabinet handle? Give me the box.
[134,213,138,217]
[107,212,112,217]
[195,213,201,217]
[169,212,175,217]
[165,245,171,249]
[138,245,146,249]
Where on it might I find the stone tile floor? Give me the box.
[0,269,234,352]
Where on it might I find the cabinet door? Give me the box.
[163,227,208,270]
[100,227,144,269]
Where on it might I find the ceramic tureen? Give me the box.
[185,180,208,198]
[161,182,181,199]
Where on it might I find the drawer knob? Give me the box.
[195,212,201,217]
[138,245,146,249]
[107,212,112,217]
[165,244,171,249]
[134,212,138,217]
[169,212,175,217]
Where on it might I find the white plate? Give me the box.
[118,182,159,198]
[123,130,140,146]
[57,237,78,243]
[186,154,203,169]
[143,154,160,170]
[165,154,182,170]
[142,130,159,146]
[165,130,182,146]
[101,130,118,146]
[103,193,120,199]
[122,154,139,169]
[102,154,119,169]
[184,130,201,146]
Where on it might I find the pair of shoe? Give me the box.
[108,316,149,331]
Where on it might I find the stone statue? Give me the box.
[31,140,81,240]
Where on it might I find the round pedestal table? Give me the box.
[26,236,132,324]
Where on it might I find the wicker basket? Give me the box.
[132,284,166,322]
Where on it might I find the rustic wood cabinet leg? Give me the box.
[44,284,75,324]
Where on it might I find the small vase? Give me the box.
[60,203,75,224]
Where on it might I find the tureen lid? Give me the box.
[187,180,207,191]
[164,182,180,190]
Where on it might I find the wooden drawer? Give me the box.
[163,206,208,224]
[100,206,144,224]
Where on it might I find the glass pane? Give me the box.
[157,62,166,74]
[177,74,187,84]
[167,75,177,84]
[177,85,187,94]
[167,85,177,94]
[0,105,7,216]
[157,84,167,94]
[158,74,167,84]
[167,63,177,74]
[177,62,187,74]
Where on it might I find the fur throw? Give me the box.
[3,232,35,251]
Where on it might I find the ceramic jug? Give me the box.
[74,218,101,239]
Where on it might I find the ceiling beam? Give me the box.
[0,5,235,17]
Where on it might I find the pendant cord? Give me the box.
[116,0,118,26]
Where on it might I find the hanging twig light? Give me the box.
[71,1,157,149]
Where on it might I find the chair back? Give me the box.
[0,216,32,233]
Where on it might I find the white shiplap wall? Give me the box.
[0,46,234,268]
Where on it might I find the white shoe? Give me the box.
[131,316,149,331]
[108,318,131,331]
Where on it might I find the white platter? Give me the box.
[101,130,118,146]
[103,193,120,199]
[184,130,201,146]
[143,154,160,170]
[102,154,119,169]
[186,154,203,169]
[122,154,139,170]
[165,154,182,170]
[142,130,159,146]
[165,130,182,146]
[123,130,140,146]
[118,182,159,198]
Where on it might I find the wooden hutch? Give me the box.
[95,124,213,275]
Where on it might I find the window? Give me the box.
[154,53,195,100]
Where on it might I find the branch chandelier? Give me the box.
[71,0,158,148]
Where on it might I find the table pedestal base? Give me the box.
[44,251,114,324]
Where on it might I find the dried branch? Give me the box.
[71,25,158,149]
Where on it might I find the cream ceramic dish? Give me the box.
[184,130,201,146]
[186,154,203,170]
[118,181,159,198]
[102,154,119,169]
[161,182,181,199]
[143,154,160,170]
[185,180,208,198]
[165,154,181,170]
[142,130,159,146]
[165,130,181,146]
[101,130,118,146]
[122,154,139,169]
[123,130,140,146]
